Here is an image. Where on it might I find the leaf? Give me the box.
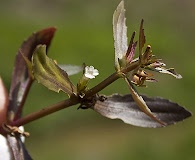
[126,32,137,62]
[113,0,128,70]
[7,28,55,160]
[21,52,34,79]
[139,19,146,58]
[8,27,56,121]
[92,94,192,128]
[32,45,76,95]
[58,64,83,76]
[7,135,32,160]
[125,77,166,126]
[153,67,182,79]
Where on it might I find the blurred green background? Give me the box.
[0,0,195,159]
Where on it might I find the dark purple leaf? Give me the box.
[8,27,56,121]
[92,94,192,128]
[6,27,56,160]
[126,32,137,62]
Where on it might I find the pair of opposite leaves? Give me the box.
[5,1,192,160]
[23,0,191,128]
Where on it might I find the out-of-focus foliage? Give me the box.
[0,0,194,160]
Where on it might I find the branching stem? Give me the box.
[0,59,140,130]
[85,60,140,97]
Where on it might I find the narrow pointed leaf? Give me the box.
[153,67,182,79]
[113,0,128,70]
[126,32,137,62]
[58,64,83,76]
[127,41,137,63]
[7,135,32,160]
[125,77,166,125]
[8,27,56,121]
[32,45,76,95]
[139,19,146,58]
[92,94,192,128]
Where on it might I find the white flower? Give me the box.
[84,66,99,79]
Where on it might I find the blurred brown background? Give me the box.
[0,0,194,159]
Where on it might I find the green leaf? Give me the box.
[125,77,166,126]
[113,0,128,70]
[32,45,76,96]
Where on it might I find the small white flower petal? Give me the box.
[84,66,99,79]
[84,73,95,79]
[92,69,99,76]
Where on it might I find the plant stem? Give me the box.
[85,60,140,97]
[1,60,140,128]
[85,72,119,97]
[11,97,79,127]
